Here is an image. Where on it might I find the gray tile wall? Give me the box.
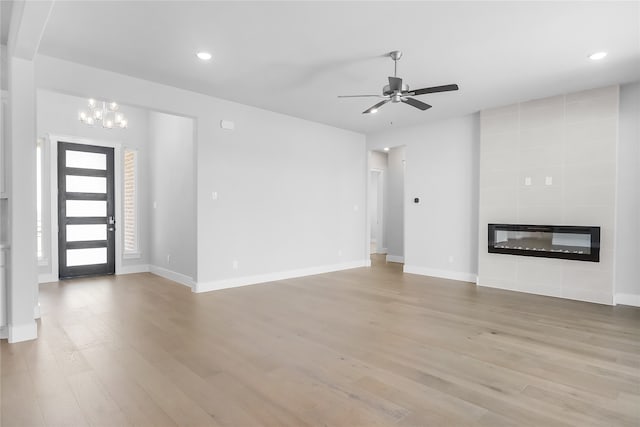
[478,86,618,305]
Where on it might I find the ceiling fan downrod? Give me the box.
[390,50,402,77]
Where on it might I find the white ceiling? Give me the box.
[37,1,640,134]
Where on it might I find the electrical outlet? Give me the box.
[153,201,157,209]
[448,255,454,264]
[338,249,343,256]
[167,254,171,264]
[232,260,239,270]
[212,191,218,200]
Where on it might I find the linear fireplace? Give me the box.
[488,224,600,262]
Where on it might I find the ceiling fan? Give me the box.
[338,51,459,114]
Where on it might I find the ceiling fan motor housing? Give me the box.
[383,83,410,97]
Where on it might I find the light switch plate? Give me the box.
[545,176,553,185]
[220,120,235,130]
[524,177,532,186]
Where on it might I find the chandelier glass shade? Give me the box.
[79,98,128,129]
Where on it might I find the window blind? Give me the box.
[124,149,137,253]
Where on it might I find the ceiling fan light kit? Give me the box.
[339,50,459,114]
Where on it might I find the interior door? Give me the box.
[58,142,115,279]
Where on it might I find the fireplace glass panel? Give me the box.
[488,224,600,262]
[493,230,591,255]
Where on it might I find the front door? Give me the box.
[58,142,115,279]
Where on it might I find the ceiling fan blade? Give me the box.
[363,99,390,114]
[388,76,403,92]
[338,94,386,98]
[408,84,459,96]
[402,97,432,111]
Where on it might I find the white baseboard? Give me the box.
[8,321,38,343]
[404,264,477,283]
[614,293,640,307]
[38,264,151,284]
[38,273,58,284]
[386,255,404,263]
[118,264,150,275]
[194,260,370,293]
[149,265,195,289]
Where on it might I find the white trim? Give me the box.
[119,264,150,275]
[37,257,49,267]
[33,303,41,319]
[404,264,477,283]
[38,273,58,284]
[614,293,640,307]
[8,321,37,343]
[194,260,370,293]
[38,264,150,283]
[47,134,123,280]
[123,252,142,259]
[150,265,195,289]
[386,255,404,263]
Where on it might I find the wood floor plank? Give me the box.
[1,254,638,426]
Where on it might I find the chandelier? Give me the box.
[78,98,128,129]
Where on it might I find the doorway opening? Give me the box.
[57,142,115,279]
[368,146,405,264]
[369,169,385,254]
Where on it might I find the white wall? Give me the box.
[368,115,480,281]
[615,82,640,305]
[148,112,195,281]
[7,56,38,341]
[35,55,367,291]
[197,112,367,289]
[478,86,619,305]
[1,45,7,91]
[36,90,151,280]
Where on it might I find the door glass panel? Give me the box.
[66,200,106,217]
[66,247,107,266]
[66,151,107,170]
[66,224,107,242]
[66,175,107,193]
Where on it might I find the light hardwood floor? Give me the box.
[2,255,639,426]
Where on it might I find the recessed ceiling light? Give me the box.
[383,147,390,152]
[589,52,607,60]
[197,51,213,61]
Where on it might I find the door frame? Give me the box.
[369,168,385,255]
[47,134,123,282]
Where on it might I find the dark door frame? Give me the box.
[57,142,116,279]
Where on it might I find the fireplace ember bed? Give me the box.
[488,224,600,262]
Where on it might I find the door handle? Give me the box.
[108,216,116,225]
[108,227,115,232]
